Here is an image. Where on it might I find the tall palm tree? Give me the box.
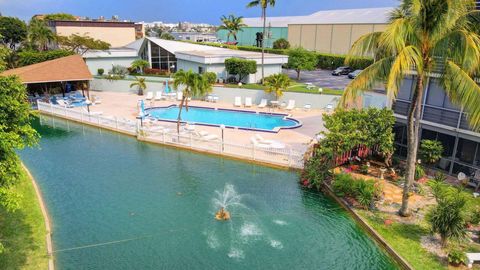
[173,70,213,132]
[339,0,480,216]
[247,0,276,83]
[264,73,291,100]
[28,19,55,51]
[130,77,147,95]
[218,14,247,43]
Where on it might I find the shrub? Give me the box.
[316,53,373,70]
[17,49,74,67]
[287,47,318,80]
[420,139,444,164]
[225,58,257,82]
[332,173,355,197]
[109,65,128,78]
[302,155,333,189]
[97,68,104,75]
[143,68,170,76]
[332,174,380,209]
[360,164,369,175]
[447,249,466,266]
[415,164,425,181]
[355,180,377,208]
[203,72,217,84]
[273,38,290,49]
[468,206,480,225]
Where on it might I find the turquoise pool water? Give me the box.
[146,106,300,132]
[19,116,398,270]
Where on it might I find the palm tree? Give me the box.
[246,0,276,83]
[173,70,213,132]
[218,14,247,43]
[28,19,55,51]
[130,77,147,96]
[130,59,150,74]
[264,73,291,100]
[339,0,480,216]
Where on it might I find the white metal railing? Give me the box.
[37,101,304,169]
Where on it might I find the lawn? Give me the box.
[0,166,48,270]
[222,83,344,96]
[356,209,446,270]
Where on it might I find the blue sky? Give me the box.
[0,0,399,23]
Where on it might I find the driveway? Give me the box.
[283,69,351,90]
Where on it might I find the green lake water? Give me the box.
[19,115,399,270]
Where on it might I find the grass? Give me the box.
[0,166,48,270]
[356,209,446,270]
[222,83,344,96]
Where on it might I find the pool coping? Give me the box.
[323,185,413,270]
[144,105,302,133]
[21,162,55,270]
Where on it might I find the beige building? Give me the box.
[48,20,144,48]
[288,8,391,55]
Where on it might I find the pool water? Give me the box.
[146,106,300,132]
[19,116,398,270]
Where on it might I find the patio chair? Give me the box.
[245,97,253,107]
[258,99,268,108]
[197,131,219,141]
[212,96,219,103]
[234,96,242,107]
[304,104,312,111]
[254,134,286,149]
[146,92,154,100]
[286,100,295,111]
[184,123,196,132]
[56,99,73,108]
[468,170,480,191]
[155,91,164,101]
[325,103,334,112]
[467,253,480,268]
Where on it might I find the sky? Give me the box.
[0,0,399,24]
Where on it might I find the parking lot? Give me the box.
[283,69,352,90]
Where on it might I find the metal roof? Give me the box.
[243,7,394,27]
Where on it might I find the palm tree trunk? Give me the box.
[399,74,424,217]
[261,7,266,84]
[177,97,186,133]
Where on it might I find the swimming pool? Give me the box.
[146,106,301,132]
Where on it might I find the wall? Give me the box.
[288,24,388,54]
[55,26,137,47]
[90,77,171,94]
[85,57,139,75]
[217,27,288,47]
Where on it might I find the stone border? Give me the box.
[21,163,54,270]
[323,185,413,270]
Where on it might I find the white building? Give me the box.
[84,37,288,83]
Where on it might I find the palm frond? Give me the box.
[434,29,480,75]
[386,45,423,102]
[442,61,480,131]
[346,32,383,61]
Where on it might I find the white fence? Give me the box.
[37,101,305,169]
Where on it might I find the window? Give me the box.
[421,129,455,157]
[198,66,204,74]
[456,138,477,164]
[397,76,415,101]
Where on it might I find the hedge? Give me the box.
[17,50,75,67]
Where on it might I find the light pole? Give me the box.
[220,124,225,151]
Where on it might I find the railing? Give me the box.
[37,101,304,169]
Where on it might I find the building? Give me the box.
[48,19,144,47]
[84,37,288,83]
[171,32,217,43]
[217,7,392,54]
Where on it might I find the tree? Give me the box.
[28,19,55,51]
[130,77,147,95]
[17,50,74,67]
[427,182,468,247]
[286,47,318,80]
[0,76,39,212]
[218,14,247,43]
[43,13,76,21]
[273,38,290,49]
[264,73,291,100]
[56,34,110,55]
[225,58,257,83]
[247,0,276,83]
[0,17,28,50]
[160,32,175,40]
[173,70,213,132]
[339,0,480,216]
[0,46,11,71]
[130,59,150,74]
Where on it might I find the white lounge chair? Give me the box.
[304,104,312,111]
[325,103,334,112]
[197,131,219,141]
[155,91,164,100]
[250,137,271,148]
[286,100,295,111]
[56,99,72,108]
[184,123,196,132]
[245,97,253,107]
[145,92,153,100]
[258,99,268,108]
[253,134,286,149]
[467,253,480,268]
[234,96,242,107]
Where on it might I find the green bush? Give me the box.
[355,180,377,208]
[236,45,287,55]
[332,173,355,197]
[302,154,333,189]
[273,38,290,49]
[420,139,444,164]
[415,164,425,181]
[225,58,257,82]
[97,68,104,75]
[203,72,217,84]
[332,174,379,209]
[316,53,373,70]
[17,50,74,67]
[109,65,128,78]
[447,249,466,265]
[360,164,369,175]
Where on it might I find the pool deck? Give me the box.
[84,91,328,153]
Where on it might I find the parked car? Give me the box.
[348,69,363,79]
[332,66,353,76]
